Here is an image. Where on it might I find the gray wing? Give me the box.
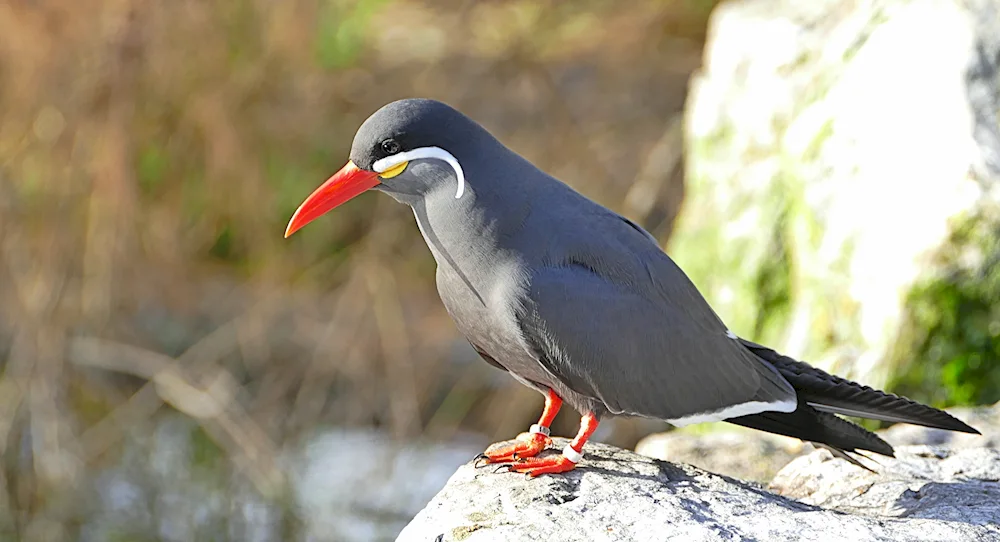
[515,214,797,423]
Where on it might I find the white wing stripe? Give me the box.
[667,398,797,427]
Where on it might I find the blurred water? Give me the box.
[77,414,486,542]
[292,429,486,540]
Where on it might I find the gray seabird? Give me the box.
[285,99,979,476]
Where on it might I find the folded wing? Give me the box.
[516,260,797,423]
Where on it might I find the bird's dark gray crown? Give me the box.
[349,98,486,171]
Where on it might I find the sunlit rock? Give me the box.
[675,0,1000,389]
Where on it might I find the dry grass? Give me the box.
[0,0,715,536]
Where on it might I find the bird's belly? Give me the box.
[435,265,551,386]
[436,265,608,415]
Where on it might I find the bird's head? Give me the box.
[284,98,479,238]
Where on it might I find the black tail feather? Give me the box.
[814,443,878,472]
[741,340,981,435]
[728,401,896,457]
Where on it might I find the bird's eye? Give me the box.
[381,139,401,155]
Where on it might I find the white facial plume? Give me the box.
[372,146,466,199]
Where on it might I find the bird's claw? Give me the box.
[503,454,577,477]
[473,453,490,468]
[474,432,552,466]
[493,464,514,474]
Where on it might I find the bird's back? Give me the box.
[415,149,795,418]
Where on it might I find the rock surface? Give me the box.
[634,402,1000,483]
[772,446,1000,523]
[398,439,1000,542]
[674,0,1000,389]
[634,426,807,483]
[879,403,1000,449]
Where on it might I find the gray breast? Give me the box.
[407,184,535,378]
[434,256,546,384]
[434,256,609,416]
[410,180,607,414]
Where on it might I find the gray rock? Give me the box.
[771,445,1000,524]
[635,402,1000,483]
[398,439,1000,541]
[634,426,807,483]
[675,0,1000,389]
[879,402,1000,449]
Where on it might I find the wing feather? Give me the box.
[514,215,797,421]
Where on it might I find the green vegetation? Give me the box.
[750,207,793,342]
[888,210,1000,407]
[316,0,393,69]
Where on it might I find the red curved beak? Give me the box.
[284,161,380,238]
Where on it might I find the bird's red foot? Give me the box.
[475,431,551,465]
[506,453,578,477]
[492,412,594,477]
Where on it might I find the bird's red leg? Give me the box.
[506,412,598,477]
[478,389,562,464]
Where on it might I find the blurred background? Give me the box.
[0,0,998,540]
